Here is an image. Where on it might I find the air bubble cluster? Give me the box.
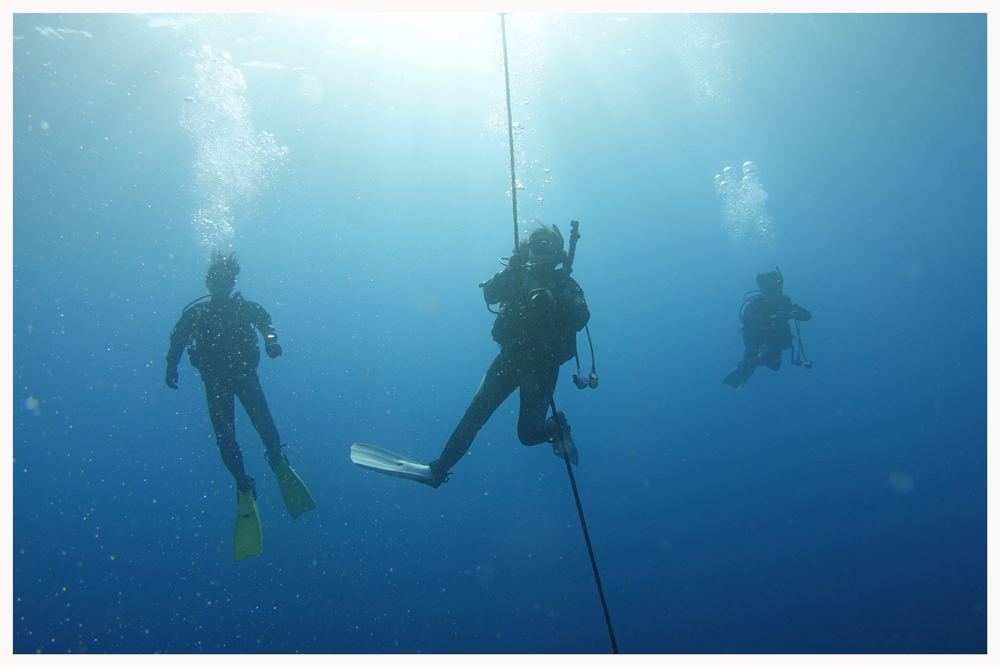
[714,161,774,249]
[180,45,288,251]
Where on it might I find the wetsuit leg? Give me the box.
[516,361,560,446]
[762,326,793,370]
[761,345,783,370]
[233,370,282,465]
[741,333,762,366]
[432,352,519,474]
[204,374,254,492]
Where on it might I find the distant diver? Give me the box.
[165,251,314,561]
[723,267,813,388]
[352,224,591,487]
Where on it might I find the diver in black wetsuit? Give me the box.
[723,267,812,388]
[165,252,286,497]
[422,224,591,487]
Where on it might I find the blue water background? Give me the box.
[12,14,986,653]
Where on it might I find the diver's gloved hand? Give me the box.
[528,288,555,310]
[265,342,282,359]
[165,367,179,390]
[506,252,525,270]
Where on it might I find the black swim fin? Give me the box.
[552,435,579,466]
[722,361,755,388]
[547,416,579,466]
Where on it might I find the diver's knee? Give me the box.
[216,435,238,451]
[517,423,546,447]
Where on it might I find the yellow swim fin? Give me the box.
[234,490,262,562]
[273,457,316,519]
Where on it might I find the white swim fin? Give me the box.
[351,442,437,483]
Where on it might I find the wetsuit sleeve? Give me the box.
[243,300,278,346]
[771,296,810,322]
[482,266,522,306]
[790,302,812,322]
[165,308,198,368]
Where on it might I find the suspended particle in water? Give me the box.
[888,470,915,494]
[23,396,42,416]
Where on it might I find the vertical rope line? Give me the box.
[500,15,618,653]
[500,13,520,253]
[550,397,619,654]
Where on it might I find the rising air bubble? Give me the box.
[181,44,288,250]
[714,160,773,250]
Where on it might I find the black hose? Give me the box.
[795,318,813,368]
[181,294,211,312]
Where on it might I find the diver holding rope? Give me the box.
[350,223,590,487]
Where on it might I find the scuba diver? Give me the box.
[351,223,591,487]
[723,267,813,388]
[165,251,315,561]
